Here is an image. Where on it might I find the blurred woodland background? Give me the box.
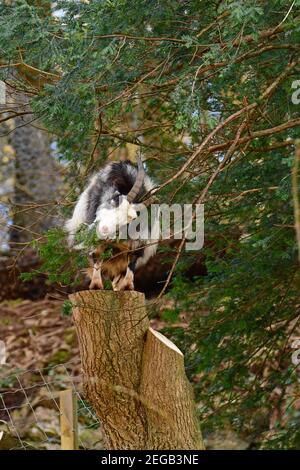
[0,0,300,450]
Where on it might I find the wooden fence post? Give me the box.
[60,389,78,450]
[70,290,204,450]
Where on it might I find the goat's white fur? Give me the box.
[65,161,158,285]
[65,175,98,246]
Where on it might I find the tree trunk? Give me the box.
[0,122,14,252]
[70,290,204,450]
[9,112,61,245]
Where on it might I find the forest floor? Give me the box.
[0,297,101,449]
[0,296,250,450]
[0,297,79,374]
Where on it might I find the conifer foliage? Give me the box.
[1,0,300,448]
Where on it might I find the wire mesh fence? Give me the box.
[0,364,103,450]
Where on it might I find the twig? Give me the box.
[292,141,300,263]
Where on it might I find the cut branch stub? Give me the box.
[140,328,204,450]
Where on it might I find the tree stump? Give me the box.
[70,290,204,450]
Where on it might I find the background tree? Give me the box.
[0,121,14,252]
[9,107,62,245]
[1,0,62,246]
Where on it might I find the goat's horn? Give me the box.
[127,154,145,203]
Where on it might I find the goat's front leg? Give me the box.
[88,252,103,290]
[112,267,134,291]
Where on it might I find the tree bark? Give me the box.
[70,290,204,450]
[71,290,149,449]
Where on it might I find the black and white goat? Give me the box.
[65,158,157,291]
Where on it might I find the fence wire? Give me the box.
[0,364,103,450]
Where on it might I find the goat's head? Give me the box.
[95,157,145,239]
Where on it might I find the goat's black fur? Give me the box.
[86,160,149,224]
